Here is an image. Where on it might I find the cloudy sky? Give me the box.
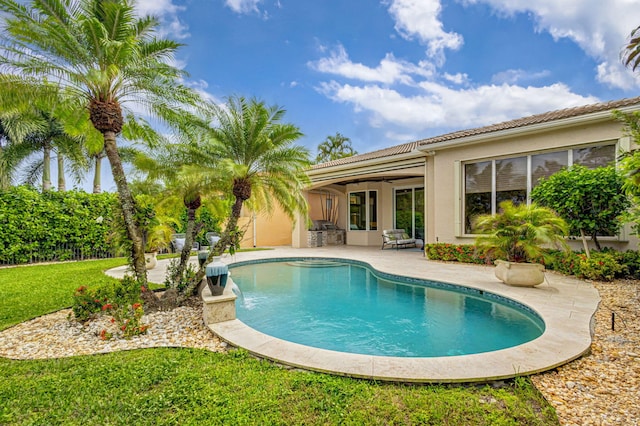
[106,0,639,189]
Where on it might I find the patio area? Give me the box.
[109,246,601,383]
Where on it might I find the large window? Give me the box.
[464,144,615,234]
[349,190,377,231]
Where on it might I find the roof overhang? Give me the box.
[307,153,425,188]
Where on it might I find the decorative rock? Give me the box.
[0,298,226,360]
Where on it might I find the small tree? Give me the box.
[615,110,640,242]
[531,165,629,254]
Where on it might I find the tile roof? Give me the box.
[310,96,640,171]
[311,141,421,170]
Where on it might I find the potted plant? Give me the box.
[143,225,171,270]
[474,201,569,286]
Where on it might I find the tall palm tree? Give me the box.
[15,111,87,191]
[623,25,640,72]
[315,132,357,163]
[0,0,201,284]
[194,96,311,282]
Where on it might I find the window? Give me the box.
[531,151,568,187]
[573,145,616,168]
[463,144,615,234]
[465,162,491,234]
[495,156,527,207]
[349,190,377,231]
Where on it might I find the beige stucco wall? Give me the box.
[427,120,638,250]
[238,205,295,248]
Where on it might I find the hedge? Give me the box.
[424,242,640,282]
[0,186,118,264]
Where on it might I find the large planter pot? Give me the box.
[145,252,158,270]
[494,260,545,287]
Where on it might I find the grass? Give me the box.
[0,258,127,330]
[0,259,559,425]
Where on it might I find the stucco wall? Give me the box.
[427,120,638,250]
[239,205,294,248]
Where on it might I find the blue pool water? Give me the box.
[231,259,545,357]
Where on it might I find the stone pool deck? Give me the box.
[108,246,600,383]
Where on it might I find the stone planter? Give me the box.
[494,260,545,287]
[206,256,228,296]
[145,252,158,270]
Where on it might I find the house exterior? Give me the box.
[292,97,640,250]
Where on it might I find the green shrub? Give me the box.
[424,243,489,264]
[71,275,145,333]
[606,249,640,279]
[576,252,626,281]
[71,285,107,323]
[542,250,583,276]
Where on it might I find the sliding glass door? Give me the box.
[394,187,425,239]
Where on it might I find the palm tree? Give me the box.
[315,132,357,163]
[623,25,640,72]
[132,142,225,297]
[194,96,311,282]
[0,0,201,284]
[15,111,87,191]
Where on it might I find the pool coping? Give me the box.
[107,246,600,383]
[206,247,600,383]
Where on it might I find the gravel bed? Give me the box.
[0,282,638,426]
[0,298,227,359]
[531,279,640,426]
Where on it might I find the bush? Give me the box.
[0,186,118,264]
[424,243,489,264]
[606,249,640,279]
[426,243,639,282]
[71,285,108,323]
[542,250,583,276]
[576,252,625,281]
[71,276,148,339]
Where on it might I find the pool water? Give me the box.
[231,259,545,357]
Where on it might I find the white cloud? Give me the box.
[491,69,551,85]
[317,80,598,132]
[225,0,262,14]
[308,44,435,85]
[463,0,640,89]
[135,0,189,39]
[385,0,463,61]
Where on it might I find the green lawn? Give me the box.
[0,259,559,425]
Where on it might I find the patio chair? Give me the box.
[171,233,186,252]
[381,229,416,250]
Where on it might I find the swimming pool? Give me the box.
[230,258,545,358]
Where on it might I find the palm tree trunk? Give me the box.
[193,196,244,287]
[173,206,198,288]
[102,130,148,286]
[93,153,102,193]
[57,151,66,191]
[43,141,51,191]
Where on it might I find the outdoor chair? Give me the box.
[171,233,200,252]
[381,229,416,250]
[206,232,221,247]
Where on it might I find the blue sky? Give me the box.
[71,1,640,190]
[146,0,639,151]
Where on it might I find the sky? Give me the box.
[47,0,640,190]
